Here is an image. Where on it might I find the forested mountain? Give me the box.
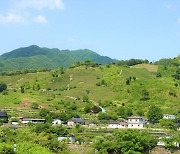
[0,45,117,71]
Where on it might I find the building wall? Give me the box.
[67,121,74,126]
[163,115,175,119]
[22,120,32,124]
[128,123,144,129]
[128,118,142,123]
[52,120,62,125]
[108,124,126,129]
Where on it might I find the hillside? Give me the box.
[0,62,179,119]
[0,45,117,71]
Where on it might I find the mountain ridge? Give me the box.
[0,45,117,71]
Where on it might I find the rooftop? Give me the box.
[22,118,45,121]
[0,111,8,117]
[69,118,84,123]
[128,116,143,119]
[110,121,128,125]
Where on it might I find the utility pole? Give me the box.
[14,144,16,152]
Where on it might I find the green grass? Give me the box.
[0,64,179,118]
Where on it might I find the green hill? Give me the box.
[0,61,179,119]
[0,45,117,71]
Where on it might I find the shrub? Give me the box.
[0,83,7,92]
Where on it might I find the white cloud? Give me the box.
[0,13,25,24]
[14,0,64,10]
[34,15,48,24]
[0,0,64,24]
[177,18,180,24]
[165,4,173,10]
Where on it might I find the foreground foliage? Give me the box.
[93,130,158,154]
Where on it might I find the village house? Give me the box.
[52,119,62,125]
[58,136,75,143]
[127,116,145,129]
[19,117,45,124]
[163,114,176,120]
[108,121,127,129]
[0,111,8,123]
[67,118,84,126]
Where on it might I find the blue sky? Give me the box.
[0,0,180,61]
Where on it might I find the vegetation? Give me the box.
[0,51,179,153]
[147,105,163,124]
[93,130,158,154]
[0,126,67,154]
[0,45,116,71]
[0,83,7,92]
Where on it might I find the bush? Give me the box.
[31,103,39,109]
[156,72,162,77]
[82,95,89,102]
[84,105,92,113]
[2,90,8,95]
[93,130,157,154]
[0,83,7,92]
[91,106,101,114]
[0,143,15,154]
[147,105,163,123]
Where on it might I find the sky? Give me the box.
[0,0,180,61]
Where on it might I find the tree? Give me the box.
[147,105,163,123]
[82,95,89,102]
[137,110,144,116]
[126,79,130,85]
[75,124,84,133]
[141,89,150,101]
[84,105,92,113]
[156,72,162,78]
[91,106,101,114]
[39,108,50,117]
[93,130,157,154]
[0,143,15,154]
[36,84,40,90]
[132,76,136,81]
[118,107,127,119]
[31,103,39,109]
[0,83,7,92]
[172,68,180,80]
[163,135,180,150]
[159,119,177,130]
[20,86,24,93]
[126,108,133,116]
[58,66,64,75]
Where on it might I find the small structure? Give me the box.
[12,122,19,125]
[0,111,8,123]
[163,114,176,120]
[127,116,145,129]
[176,122,180,130]
[58,133,75,143]
[52,119,62,125]
[20,118,45,124]
[67,118,84,126]
[108,121,127,129]
[99,106,106,113]
[58,136,75,143]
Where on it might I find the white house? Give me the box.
[163,114,176,120]
[67,118,84,126]
[127,116,145,129]
[108,121,127,129]
[20,118,45,124]
[52,119,62,125]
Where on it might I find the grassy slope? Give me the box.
[0,64,179,117]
